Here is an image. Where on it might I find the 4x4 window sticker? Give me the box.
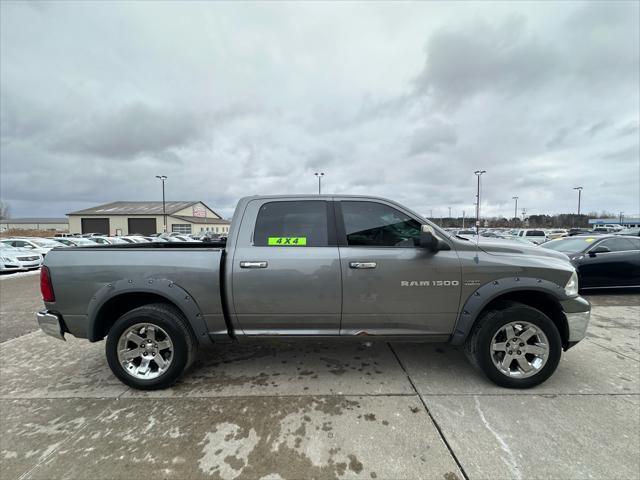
[267,237,307,246]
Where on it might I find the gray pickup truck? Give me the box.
[37,195,590,389]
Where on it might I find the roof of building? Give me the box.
[170,215,230,225]
[68,201,221,218]
[0,218,69,224]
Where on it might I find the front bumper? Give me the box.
[36,310,66,341]
[0,263,23,271]
[560,296,591,345]
[18,260,42,269]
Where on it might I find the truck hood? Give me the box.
[476,239,570,263]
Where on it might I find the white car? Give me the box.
[0,244,43,271]
[48,237,96,247]
[515,229,548,245]
[547,229,568,240]
[88,236,129,245]
[120,236,151,243]
[0,237,65,256]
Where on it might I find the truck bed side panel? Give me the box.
[44,248,225,341]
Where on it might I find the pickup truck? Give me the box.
[36,195,591,390]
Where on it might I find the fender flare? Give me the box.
[449,276,569,346]
[87,278,209,341]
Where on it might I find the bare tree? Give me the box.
[0,200,10,220]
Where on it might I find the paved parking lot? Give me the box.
[1,272,639,479]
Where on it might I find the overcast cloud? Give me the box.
[1,1,638,219]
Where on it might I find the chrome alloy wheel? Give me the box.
[117,323,174,380]
[490,321,549,378]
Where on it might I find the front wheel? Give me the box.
[106,303,197,390]
[465,301,562,388]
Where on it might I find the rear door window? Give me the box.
[254,201,329,247]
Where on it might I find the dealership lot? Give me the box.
[0,274,638,480]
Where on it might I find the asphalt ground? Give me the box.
[1,271,638,480]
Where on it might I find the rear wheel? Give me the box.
[465,301,562,388]
[106,303,197,390]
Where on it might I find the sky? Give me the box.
[1,1,639,220]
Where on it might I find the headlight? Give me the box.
[1,256,12,262]
[565,270,579,296]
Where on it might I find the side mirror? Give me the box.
[589,245,610,257]
[419,225,449,252]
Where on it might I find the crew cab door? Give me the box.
[335,199,461,336]
[231,199,342,335]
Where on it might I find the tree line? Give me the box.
[431,212,621,229]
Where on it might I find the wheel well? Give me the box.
[91,293,182,341]
[482,290,569,349]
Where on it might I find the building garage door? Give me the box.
[128,218,157,235]
[81,218,109,235]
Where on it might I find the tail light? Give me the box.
[40,266,55,302]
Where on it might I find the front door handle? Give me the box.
[240,261,268,269]
[349,262,377,269]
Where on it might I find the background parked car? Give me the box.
[88,236,129,245]
[618,227,640,237]
[547,229,568,240]
[515,229,547,244]
[542,235,640,289]
[0,243,43,272]
[66,237,99,246]
[119,236,150,243]
[0,237,64,256]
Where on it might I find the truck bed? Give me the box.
[44,246,227,341]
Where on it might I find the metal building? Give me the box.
[67,201,230,236]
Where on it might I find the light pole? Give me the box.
[619,211,624,224]
[155,175,167,233]
[573,186,583,228]
[314,172,324,195]
[512,196,518,226]
[474,170,486,233]
[573,187,583,215]
[462,210,465,228]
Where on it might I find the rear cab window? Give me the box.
[253,201,331,247]
[526,230,545,237]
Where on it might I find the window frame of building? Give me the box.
[171,224,192,234]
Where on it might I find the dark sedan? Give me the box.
[542,235,640,289]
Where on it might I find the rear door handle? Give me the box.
[240,261,268,269]
[349,262,377,269]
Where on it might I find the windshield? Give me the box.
[0,243,18,251]
[542,237,598,253]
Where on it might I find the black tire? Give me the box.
[465,301,562,389]
[106,303,197,390]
